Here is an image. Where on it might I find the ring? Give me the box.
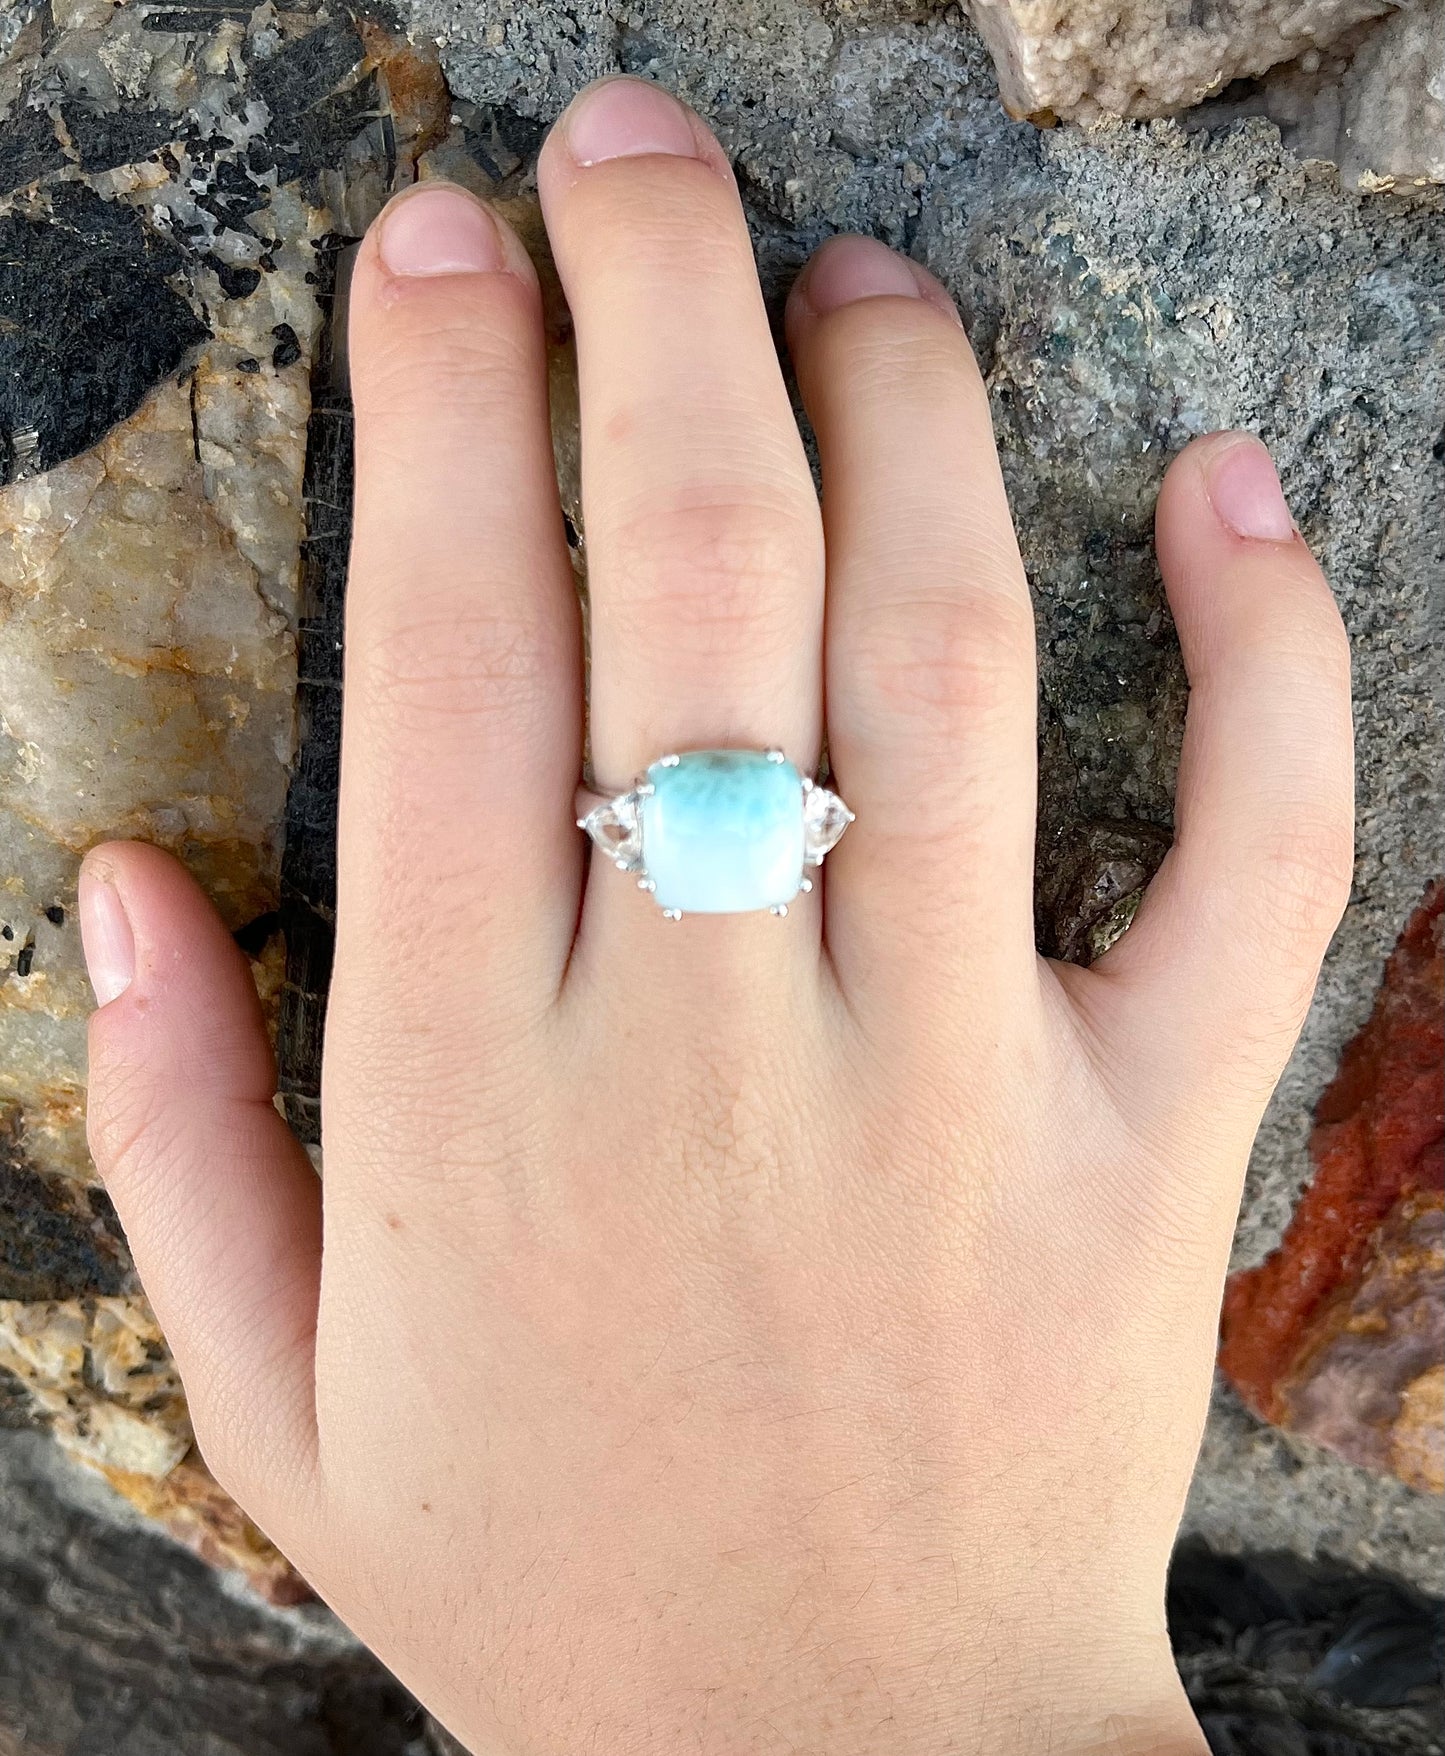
[576,749,854,919]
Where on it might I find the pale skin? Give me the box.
[77,76,1354,1756]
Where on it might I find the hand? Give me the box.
[78,77,1353,1756]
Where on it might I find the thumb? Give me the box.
[81,841,322,1537]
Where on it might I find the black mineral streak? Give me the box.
[247,21,375,187]
[209,255,263,299]
[233,909,281,957]
[140,2,257,28]
[277,237,352,1144]
[0,1105,131,1301]
[0,185,208,482]
[247,19,364,123]
[0,101,66,195]
[60,102,179,174]
[272,320,304,368]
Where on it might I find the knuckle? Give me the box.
[352,601,561,726]
[85,1055,178,1199]
[569,168,749,285]
[851,589,1036,736]
[1249,810,1355,947]
[354,292,536,425]
[601,494,820,659]
[827,304,978,400]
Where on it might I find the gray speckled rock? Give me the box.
[410,0,1445,1585]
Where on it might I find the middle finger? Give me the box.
[538,79,824,833]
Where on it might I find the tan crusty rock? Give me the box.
[966,0,1398,120]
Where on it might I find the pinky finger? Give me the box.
[81,842,323,1538]
[1075,432,1354,1125]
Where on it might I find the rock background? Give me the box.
[0,0,1441,1745]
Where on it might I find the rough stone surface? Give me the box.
[964,0,1397,121]
[1221,882,1444,1492]
[1169,1541,1445,1748]
[1186,1385,1445,1583]
[0,1425,434,1756]
[0,0,358,1597]
[1199,3,1445,191]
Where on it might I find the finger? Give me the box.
[537,78,823,805]
[80,843,322,1534]
[1077,433,1354,1118]
[785,235,1039,1002]
[342,183,582,1010]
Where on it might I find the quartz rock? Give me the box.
[0,376,296,919]
[0,0,389,1603]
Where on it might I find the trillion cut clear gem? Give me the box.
[580,791,643,870]
[802,784,854,865]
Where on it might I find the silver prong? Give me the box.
[614,857,630,870]
[575,817,589,829]
[662,907,683,921]
[799,877,813,893]
[765,747,786,763]
[659,753,681,767]
[769,902,788,917]
[636,782,655,796]
[637,877,656,893]
[801,776,814,792]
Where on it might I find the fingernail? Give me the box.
[800,235,923,316]
[794,234,961,324]
[378,185,505,277]
[79,867,134,1008]
[561,77,700,166]
[1204,435,1296,542]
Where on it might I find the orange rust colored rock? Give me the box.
[359,18,452,170]
[1220,880,1444,1487]
[96,1451,311,1607]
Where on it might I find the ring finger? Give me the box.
[537,79,825,951]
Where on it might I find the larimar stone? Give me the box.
[641,750,805,914]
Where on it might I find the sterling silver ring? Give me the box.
[576,748,853,919]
